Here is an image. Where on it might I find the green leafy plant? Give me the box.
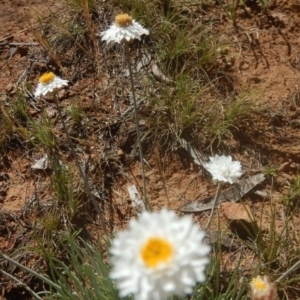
[28,116,57,150]
[223,0,242,27]
[264,164,279,177]
[11,92,30,122]
[50,157,80,219]
[207,93,256,146]
[68,103,85,124]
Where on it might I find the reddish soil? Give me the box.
[0,0,63,40]
[1,0,300,299]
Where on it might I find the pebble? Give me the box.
[5,83,14,93]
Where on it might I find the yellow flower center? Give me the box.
[39,72,55,84]
[252,277,267,291]
[115,13,133,27]
[141,237,173,268]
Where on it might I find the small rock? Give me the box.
[5,83,14,93]
[29,109,39,116]
[221,202,254,223]
[45,107,57,118]
[31,155,50,170]
[58,89,67,99]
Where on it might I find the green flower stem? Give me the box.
[124,42,150,211]
[205,182,222,231]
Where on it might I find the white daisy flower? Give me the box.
[101,13,149,44]
[110,209,210,300]
[203,154,242,184]
[34,72,68,98]
[249,276,278,300]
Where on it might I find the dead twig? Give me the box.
[0,42,39,47]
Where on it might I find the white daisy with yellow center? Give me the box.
[203,154,242,184]
[251,276,268,293]
[110,209,210,300]
[101,13,149,44]
[249,275,277,300]
[34,72,68,98]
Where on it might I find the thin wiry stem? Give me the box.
[53,94,110,242]
[275,260,300,283]
[124,42,150,211]
[205,183,222,230]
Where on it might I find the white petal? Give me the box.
[109,209,210,299]
[100,20,149,44]
[34,75,68,98]
[203,154,242,184]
